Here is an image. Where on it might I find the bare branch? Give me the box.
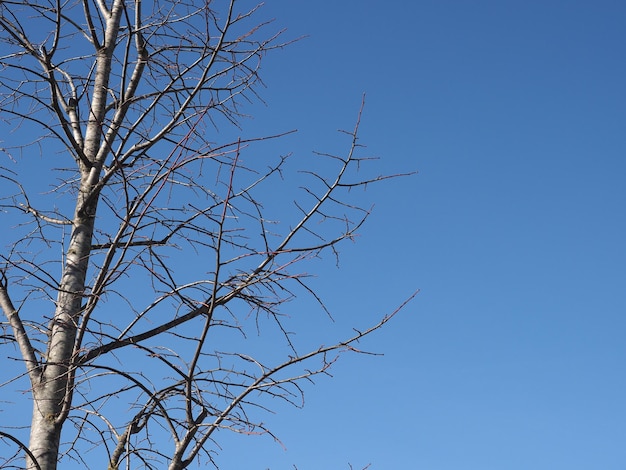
[0,272,40,386]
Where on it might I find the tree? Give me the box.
[0,1,415,468]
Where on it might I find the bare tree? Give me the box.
[0,1,415,469]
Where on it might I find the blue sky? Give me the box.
[2,1,625,469]
[217,0,626,468]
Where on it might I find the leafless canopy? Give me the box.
[0,0,415,469]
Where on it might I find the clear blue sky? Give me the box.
[218,0,626,468]
[2,1,625,469]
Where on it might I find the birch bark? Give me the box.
[26,4,124,467]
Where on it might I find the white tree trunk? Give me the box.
[26,15,117,465]
[27,194,98,469]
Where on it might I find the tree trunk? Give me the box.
[26,6,117,464]
[26,175,99,469]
